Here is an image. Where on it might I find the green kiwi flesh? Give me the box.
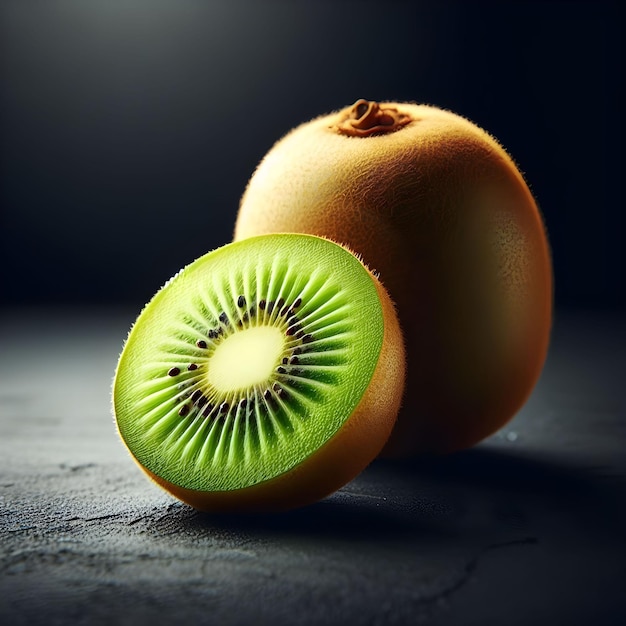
[113,234,391,499]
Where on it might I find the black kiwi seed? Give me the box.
[292,297,302,308]
[264,389,272,400]
[239,398,248,409]
[249,306,256,317]
[219,402,229,414]
[237,295,246,308]
[197,395,208,408]
[267,301,275,314]
[282,357,289,364]
[290,356,299,365]
[276,366,287,374]
[202,403,213,417]
[168,367,181,377]
[219,312,229,325]
[196,339,208,349]
[272,383,284,398]
[293,347,302,355]
[302,334,314,343]
[191,389,203,403]
[277,297,285,310]
[178,404,190,417]
[188,363,198,371]
[259,300,266,310]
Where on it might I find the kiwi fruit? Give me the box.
[112,233,405,512]
[234,99,552,457]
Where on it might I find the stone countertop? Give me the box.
[1,308,624,626]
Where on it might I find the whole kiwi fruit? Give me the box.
[113,233,405,512]
[234,99,552,457]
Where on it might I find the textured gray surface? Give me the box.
[1,308,625,626]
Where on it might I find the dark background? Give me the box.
[1,4,625,625]
[0,0,623,311]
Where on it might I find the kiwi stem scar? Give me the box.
[333,99,412,137]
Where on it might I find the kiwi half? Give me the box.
[113,233,405,512]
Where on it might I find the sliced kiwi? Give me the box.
[113,233,405,512]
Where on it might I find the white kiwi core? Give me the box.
[207,326,285,393]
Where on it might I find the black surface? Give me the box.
[1,308,624,625]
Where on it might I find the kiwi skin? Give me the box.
[113,235,405,513]
[235,100,553,457]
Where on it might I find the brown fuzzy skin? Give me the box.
[133,276,405,513]
[235,101,553,457]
